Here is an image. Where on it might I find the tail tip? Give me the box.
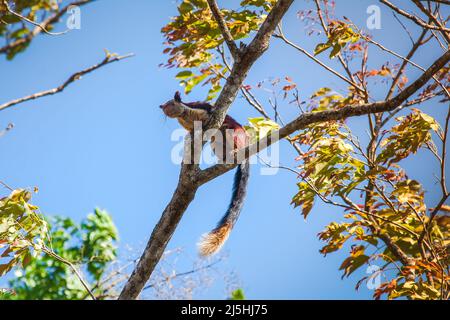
[197,223,232,257]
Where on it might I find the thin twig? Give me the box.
[2,0,67,35]
[0,53,134,112]
[380,0,450,34]
[274,25,365,93]
[142,258,223,291]
[0,180,14,191]
[0,0,95,55]
[42,247,96,300]
[0,123,14,138]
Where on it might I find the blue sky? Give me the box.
[0,0,447,299]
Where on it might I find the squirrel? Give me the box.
[160,91,249,256]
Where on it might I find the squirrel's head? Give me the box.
[160,91,185,118]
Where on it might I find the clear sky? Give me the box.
[0,0,447,299]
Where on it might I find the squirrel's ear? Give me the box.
[174,91,182,102]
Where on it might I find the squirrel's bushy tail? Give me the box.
[198,160,250,256]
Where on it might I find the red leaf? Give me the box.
[282,84,297,91]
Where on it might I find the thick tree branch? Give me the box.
[118,0,294,300]
[118,162,201,299]
[206,0,295,130]
[0,53,134,112]
[206,0,240,60]
[197,49,449,271]
[199,49,450,184]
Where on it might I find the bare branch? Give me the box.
[274,26,365,93]
[411,0,450,43]
[351,22,450,100]
[0,53,134,112]
[0,180,14,191]
[380,0,450,35]
[388,29,428,99]
[118,162,200,300]
[42,247,96,300]
[142,258,223,291]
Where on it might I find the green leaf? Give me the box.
[5,207,118,300]
[10,28,30,39]
[178,2,194,14]
[230,289,246,300]
[314,43,331,56]
[175,70,194,79]
[245,117,280,142]
[329,44,342,58]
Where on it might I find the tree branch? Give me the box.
[206,0,295,130]
[1,0,66,35]
[0,53,134,112]
[380,0,450,35]
[118,162,201,299]
[199,49,450,184]
[274,26,365,93]
[196,50,449,271]
[42,247,96,300]
[118,0,294,300]
[118,2,447,301]
[411,0,450,43]
[0,0,95,55]
[142,258,223,291]
[206,0,240,61]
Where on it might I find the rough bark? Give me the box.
[118,0,295,300]
[199,49,450,184]
[118,0,449,300]
[118,164,200,300]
